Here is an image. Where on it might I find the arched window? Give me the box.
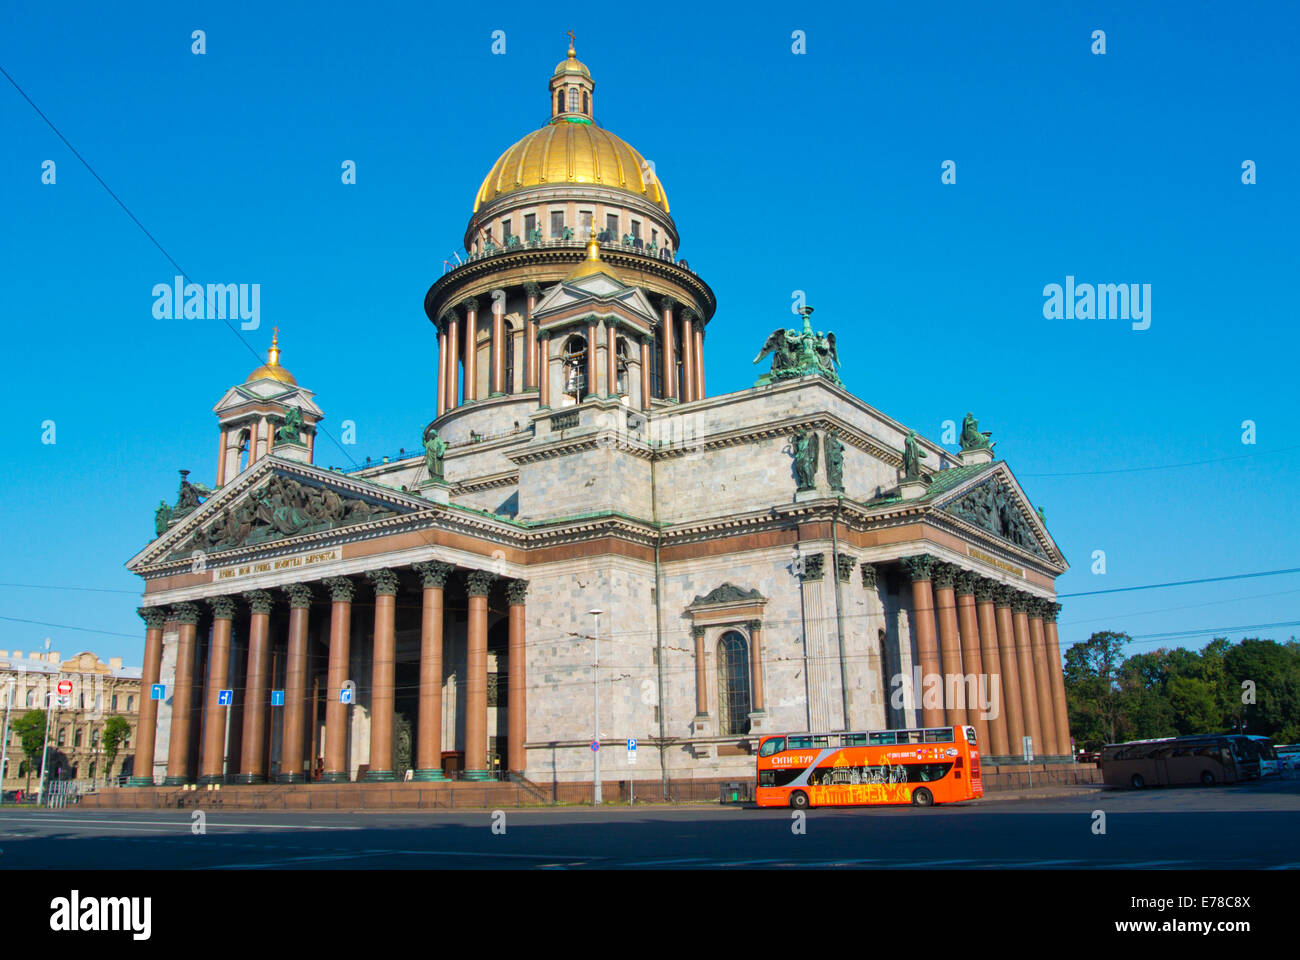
[582,90,589,114]
[127,695,134,712]
[717,631,753,736]
[556,90,564,114]
[615,338,630,395]
[568,87,579,113]
[57,727,67,747]
[25,688,35,708]
[74,728,83,748]
[563,335,587,398]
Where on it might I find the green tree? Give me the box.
[1224,638,1300,738]
[102,715,131,786]
[1167,675,1220,733]
[1064,631,1130,745]
[11,709,47,793]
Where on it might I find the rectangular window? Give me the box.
[501,219,512,243]
[524,213,536,238]
[607,213,619,237]
[651,228,658,245]
[550,211,564,237]
[579,211,592,239]
[924,728,954,743]
[111,694,118,711]
[631,220,641,240]
[869,731,896,745]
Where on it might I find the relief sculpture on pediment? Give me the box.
[173,473,396,557]
[946,479,1046,558]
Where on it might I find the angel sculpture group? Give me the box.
[753,306,842,386]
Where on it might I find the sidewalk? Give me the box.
[974,784,1106,804]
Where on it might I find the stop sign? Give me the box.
[57,680,72,695]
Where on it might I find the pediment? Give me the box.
[213,382,323,418]
[533,277,660,333]
[933,465,1062,565]
[128,457,428,570]
[689,583,767,608]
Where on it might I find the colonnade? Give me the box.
[130,563,528,786]
[898,555,1070,762]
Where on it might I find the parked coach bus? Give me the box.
[1102,735,1244,789]
[756,725,982,809]
[1229,735,1265,779]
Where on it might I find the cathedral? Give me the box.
[126,41,1072,792]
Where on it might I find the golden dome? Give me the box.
[247,328,297,385]
[554,32,591,78]
[565,238,624,284]
[473,121,669,215]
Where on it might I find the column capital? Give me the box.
[283,583,314,609]
[680,305,698,324]
[1043,601,1062,623]
[506,579,528,605]
[745,619,762,634]
[931,561,957,589]
[974,577,997,603]
[459,296,480,315]
[170,602,202,625]
[366,568,401,597]
[137,606,167,630]
[439,307,460,328]
[323,576,356,603]
[1010,591,1031,614]
[658,294,677,314]
[465,570,496,597]
[523,280,542,299]
[859,562,877,589]
[900,554,934,583]
[207,596,238,620]
[243,589,275,615]
[992,584,1015,607]
[1026,597,1048,619]
[835,553,856,583]
[953,569,977,596]
[796,552,825,582]
[412,561,455,589]
[691,624,707,640]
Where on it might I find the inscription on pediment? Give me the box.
[943,479,1046,559]
[172,473,399,558]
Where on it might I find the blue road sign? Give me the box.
[271,690,285,706]
[340,688,353,704]
[151,684,165,701]
[590,740,600,752]
[627,738,637,751]
[217,689,233,706]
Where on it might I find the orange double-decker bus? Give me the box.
[755,725,983,809]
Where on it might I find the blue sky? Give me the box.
[1,1,1296,666]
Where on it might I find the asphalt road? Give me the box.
[2,779,1298,869]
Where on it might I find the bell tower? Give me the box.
[549,33,595,121]
[211,329,324,486]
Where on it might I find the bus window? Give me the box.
[842,734,868,746]
[759,737,786,757]
[788,736,812,749]
[897,730,922,744]
[869,731,896,745]
[924,728,953,743]
[964,726,978,745]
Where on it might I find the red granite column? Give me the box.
[463,570,496,780]
[437,322,448,417]
[506,579,528,775]
[445,310,460,408]
[413,562,453,781]
[490,295,505,396]
[164,602,201,785]
[524,283,540,390]
[953,571,989,749]
[693,625,708,717]
[902,556,944,726]
[321,577,354,782]
[237,590,274,783]
[639,335,652,411]
[931,563,967,728]
[747,619,765,714]
[538,334,551,408]
[694,321,705,398]
[364,569,400,781]
[1012,593,1044,759]
[680,311,695,402]
[993,585,1027,758]
[1043,602,1073,759]
[199,597,236,784]
[586,319,599,399]
[974,579,1011,760]
[129,607,167,785]
[278,583,312,783]
[605,321,619,398]
[660,299,676,401]
[462,298,479,403]
[1028,601,1060,757]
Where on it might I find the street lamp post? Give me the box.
[36,690,56,804]
[0,680,14,802]
[590,608,602,805]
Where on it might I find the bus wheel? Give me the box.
[1200,770,1216,786]
[789,791,809,810]
[1130,773,1145,789]
[911,787,933,807]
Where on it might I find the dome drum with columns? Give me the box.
[117,39,1075,800]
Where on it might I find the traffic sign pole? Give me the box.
[0,680,14,804]
[37,690,56,803]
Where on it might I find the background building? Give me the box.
[0,648,142,790]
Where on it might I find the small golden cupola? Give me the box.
[550,31,594,119]
[247,328,297,385]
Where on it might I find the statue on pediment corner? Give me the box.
[276,406,304,444]
[423,423,446,480]
[959,411,994,452]
[901,431,928,482]
[153,500,172,537]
